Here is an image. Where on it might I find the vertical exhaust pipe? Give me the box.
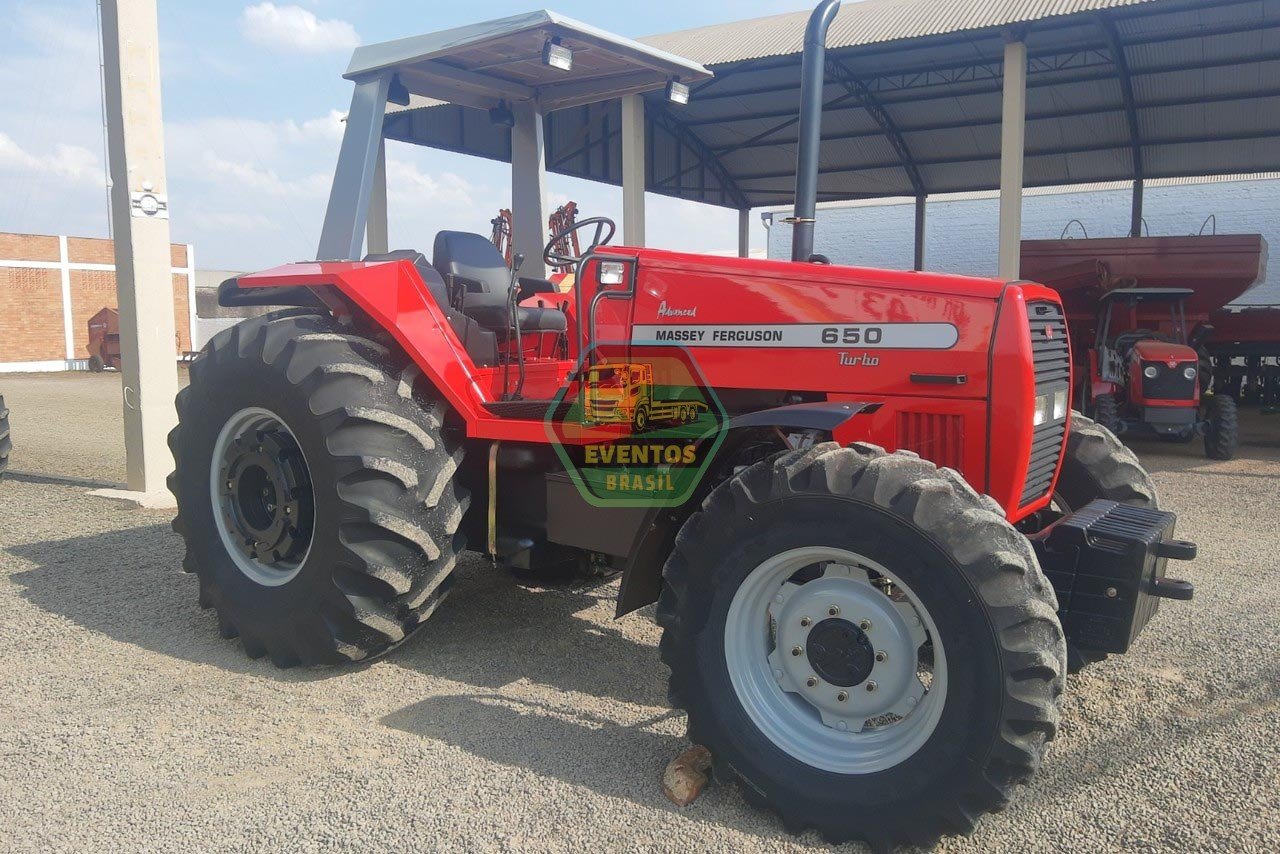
[791,0,841,262]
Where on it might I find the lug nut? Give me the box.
[837,691,849,702]
[806,676,818,688]
[800,617,811,627]
[791,646,803,657]
[874,651,887,663]
[865,681,878,692]
[828,605,840,617]
[859,619,872,631]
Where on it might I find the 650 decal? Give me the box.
[632,322,959,350]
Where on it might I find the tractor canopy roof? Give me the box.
[345,10,710,114]
[1100,288,1196,304]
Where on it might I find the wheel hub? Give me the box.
[767,564,930,732]
[805,617,875,687]
[210,408,314,585]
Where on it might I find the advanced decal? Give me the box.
[631,322,959,350]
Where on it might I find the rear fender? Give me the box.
[235,261,488,424]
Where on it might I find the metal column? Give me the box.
[1131,178,1145,237]
[100,0,180,500]
[913,194,927,271]
[367,139,389,255]
[621,94,646,246]
[998,38,1027,281]
[738,209,751,258]
[511,100,549,278]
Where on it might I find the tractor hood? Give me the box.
[1132,339,1197,364]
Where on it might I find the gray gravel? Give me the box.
[1,372,1278,852]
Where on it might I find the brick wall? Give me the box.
[0,231,194,370]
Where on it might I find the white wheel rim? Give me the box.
[209,406,312,587]
[724,546,948,774]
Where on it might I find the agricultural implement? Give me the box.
[86,307,122,372]
[169,3,1197,847]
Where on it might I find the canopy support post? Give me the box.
[998,36,1027,281]
[621,94,646,246]
[738,208,751,258]
[511,100,549,278]
[367,139,389,255]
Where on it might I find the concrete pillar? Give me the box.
[738,209,751,258]
[367,139,389,255]
[913,194,927,271]
[100,0,180,499]
[621,94,646,246]
[998,38,1027,282]
[511,100,549,279]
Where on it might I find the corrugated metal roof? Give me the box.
[640,0,1157,66]
[386,0,1280,209]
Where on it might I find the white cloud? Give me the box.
[238,3,359,54]
[0,132,102,184]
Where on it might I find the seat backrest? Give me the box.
[433,231,510,294]
[363,250,450,312]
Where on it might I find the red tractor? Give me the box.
[1080,287,1237,459]
[168,2,1196,847]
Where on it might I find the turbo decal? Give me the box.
[631,322,959,350]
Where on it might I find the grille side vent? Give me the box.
[897,411,964,471]
[1022,301,1071,505]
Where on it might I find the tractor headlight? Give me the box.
[1052,388,1068,421]
[1183,365,1198,380]
[1033,393,1052,427]
[1143,365,1159,379]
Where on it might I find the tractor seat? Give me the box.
[432,230,567,334]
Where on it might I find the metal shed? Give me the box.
[369,0,1280,279]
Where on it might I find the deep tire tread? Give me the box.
[657,443,1066,848]
[169,312,467,667]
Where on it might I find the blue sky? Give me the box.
[0,1,815,271]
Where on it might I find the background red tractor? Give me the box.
[1079,288,1237,459]
[167,2,1196,847]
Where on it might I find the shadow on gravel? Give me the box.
[390,571,672,709]
[8,526,670,706]
[7,525,337,683]
[383,693,690,806]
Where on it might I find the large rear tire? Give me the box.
[657,443,1065,848]
[168,312,468,666]
[1203,393,1239,460]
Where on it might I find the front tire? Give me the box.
[1203,393,1239,460]
[658,443,1065,848]
[168,312,468,666]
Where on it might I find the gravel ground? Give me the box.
[1,372,1278,852]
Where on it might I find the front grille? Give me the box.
[1140,361,1196,401]
[897,411,964,470]
[1022,301,1071,505]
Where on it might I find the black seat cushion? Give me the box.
[363,250,450,311]
[433,231,511,294]
[461,292,567,333]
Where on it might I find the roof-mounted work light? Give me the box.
[665,79,690,105]
[542,38,573,71]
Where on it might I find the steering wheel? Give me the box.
[543,216,616,269]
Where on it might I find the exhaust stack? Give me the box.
[791,0,841,262]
